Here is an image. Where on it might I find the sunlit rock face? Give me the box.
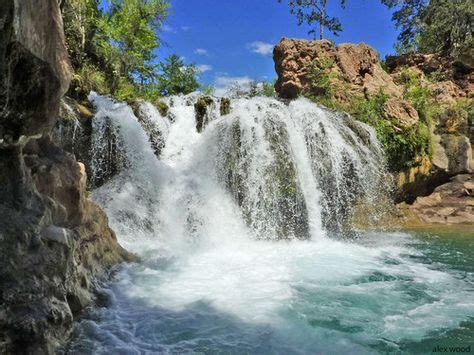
[273,38,418,127]
[0,1,132,353]
[398,174,474,225]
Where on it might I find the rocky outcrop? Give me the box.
[398,174,474,225]
[385,53,473,95]
[0,1,134,353]
[389,54,474,206]
[274,38,473,224]
[273,38,418,126]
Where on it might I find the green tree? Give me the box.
[381,0,425,54]
[62,0,102,68]
[417,0,473,58]
[382,0,473,58]
[157,54,200,96]
[62,0,172,100]
[103,0,169,83]
[279,0,347,39]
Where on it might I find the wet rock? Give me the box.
[195,96,214,133]
[0,1,134,353]
[220,98,231,116]
[154,100,169,117]
[132,99,170,157]
[52,97,94,182]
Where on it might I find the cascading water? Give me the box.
[64,93,474,354]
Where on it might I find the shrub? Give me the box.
[114,77,140,102]
[262,81,277,97]
[350,90,433,171]
[70,62,107,98]
[306,58,334,99]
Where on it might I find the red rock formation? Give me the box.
[273,38,419,126]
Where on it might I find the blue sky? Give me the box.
[157,0,399,90]
[104,0,400,91]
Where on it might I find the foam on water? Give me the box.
[65,94,474,354]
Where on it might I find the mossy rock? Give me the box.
[436,105,469,135]
[154,100,169,117]
[343,114,371,145]
[76,102,94,121]
[220,98,231,116]
[194,96,214,133]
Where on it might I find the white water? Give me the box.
[66,94,474,354]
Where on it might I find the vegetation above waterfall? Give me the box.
[62,0,202,101]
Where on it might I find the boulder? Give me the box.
[398,174,474,225]
[382,98,419,126]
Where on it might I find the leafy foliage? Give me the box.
[70,62,107,97]
[103,0,169,83]
[306,57,335,99]
[397,67,437,126]
[61,0,201,101]
[303,61,435,171]
[262,81,277,97]
[381,0,425,54]
[279,0,347,39]
[382,0,473,58]
[351,90,432,171]
[156,55,200,96]
[417,0,473,59]
[201,84,216,96]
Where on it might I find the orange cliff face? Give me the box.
[273,38,418,126]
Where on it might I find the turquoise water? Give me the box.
[64,231,474,354]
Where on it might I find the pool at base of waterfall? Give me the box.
[63,231,474,355]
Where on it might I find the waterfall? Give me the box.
[65,93,474,354]
[87,93,388,246]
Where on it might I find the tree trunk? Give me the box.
[320,0,326,40]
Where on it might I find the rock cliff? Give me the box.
[0,1,134,353]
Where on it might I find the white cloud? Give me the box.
[181,26,191,32]
[197,64,213,73]
[162,24,175,33]
[194,48,209,56]
[248,41,274,56]
[214,76,254,96]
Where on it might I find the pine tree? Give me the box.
[279,0,347,39]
